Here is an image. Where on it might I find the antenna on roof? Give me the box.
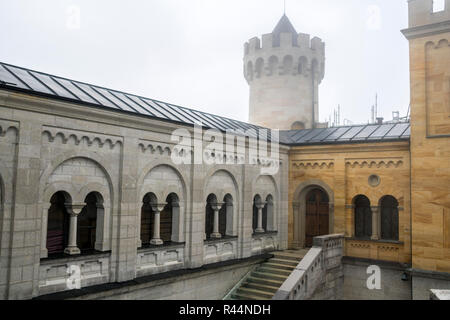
[284,0,286,15]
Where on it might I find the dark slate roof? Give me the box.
[279,123,411,145]
[0,61,411,146]
[0,62,265,138]
[272,14,298,46]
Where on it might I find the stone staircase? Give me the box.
[226,249,309,300]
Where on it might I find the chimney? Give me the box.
[376,117,384,125]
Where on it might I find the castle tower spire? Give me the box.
[244,15,326,130]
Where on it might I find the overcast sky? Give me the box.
[0,0,411,125]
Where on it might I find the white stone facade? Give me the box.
[0,90,289,299]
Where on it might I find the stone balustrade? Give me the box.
[273,234,344,300]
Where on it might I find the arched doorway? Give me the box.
[305,189,329,247]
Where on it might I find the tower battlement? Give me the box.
[244,32,325,84]
[244,14,326,130]
[408,0,450,28]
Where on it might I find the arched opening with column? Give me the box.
[220,194,233,237]
[354,195,372,239]
[380,195,399,241]
[77,192,102,252]
[205,194,218,239]
[264,195,274,231]
[41,156,113,257]
[137,164,187,247]
[252,195,263,233]
[140,193,157,246]
[46,191,71,255]
[160,193,179,243]
[292,180,334,249]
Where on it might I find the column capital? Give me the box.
[210,202,225,211]
[151,202,167,213]
[66,203,85,216]
[255,201,267,210]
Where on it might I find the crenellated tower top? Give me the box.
[244,14,326,130]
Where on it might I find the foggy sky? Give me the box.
[0,0,411,125]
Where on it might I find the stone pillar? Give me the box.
[292,202,301,248]
[371,206,380,241]
[40,204,51,258]
[150,203,166,245]
[255,202,266,233]
[64,203,84,255]
[210,202,224,239]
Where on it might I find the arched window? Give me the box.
[77,192,101,251]
[283,55,293,75]
[298,56,308,75]
[253,195,261,232]
[255,58,264,78]
[246,61,253,81]
[205,194,217,239]
[47,192,70,255]
[160,193,178,243]
[268,56,279,76]
[141,193,157,246]
[264,195,275,231]
[354,195,372,239]
[380,196,399,241]
[291,121,305,130]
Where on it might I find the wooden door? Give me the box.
[305,189,329,247]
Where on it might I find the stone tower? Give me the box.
[244,14,325,130]
[402,0,450,297]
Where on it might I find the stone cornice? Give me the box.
[0,89,291,154]
[289,140,410,155]
[401,20,450,40]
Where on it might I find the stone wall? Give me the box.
[0,89,289,299]
[288,142,412,266]
[403,0,450,275]
[342,257,412,300]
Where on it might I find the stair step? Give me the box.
[231,292,268,300]
[246,276,284,287]
[272,251,306,261]
[236,287,274,299]
[257,266,292,276]
[252,271,288,282]
[269,258,299,267]
[264,262,296,271]
[242,282,279,293]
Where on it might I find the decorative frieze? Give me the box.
[42,126,122,150]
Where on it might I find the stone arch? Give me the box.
[253,175,279,232]
[292,179,334,248]
[204,170,240,239]
[379,195,399,241]
[291,121,306,130]
[204,169,239,202]
[353,195,372,239]
[137,164,187,246]
[46,191,72,256]
[39,150,115,202]
[40,156,113,257]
